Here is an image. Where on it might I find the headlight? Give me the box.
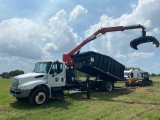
[18,85,30,90]
[11,78,19,89]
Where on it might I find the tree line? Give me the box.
[150,73,160,76]
[0,70,24,78]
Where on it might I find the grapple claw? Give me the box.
[130,36,159,50]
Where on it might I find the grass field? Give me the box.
[0,77,160,120]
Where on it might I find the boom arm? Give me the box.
[62,24,151,65]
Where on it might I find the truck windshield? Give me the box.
[33,62,52,73]
[142,73,149,78]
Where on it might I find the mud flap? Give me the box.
[130,36,159,50]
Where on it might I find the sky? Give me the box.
[0,0,160,74]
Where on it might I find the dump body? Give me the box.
[72,51,125,81]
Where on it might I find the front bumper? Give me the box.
[10,87,31,98]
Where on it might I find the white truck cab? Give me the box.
[10,60,67,106]
[124,69,139,80]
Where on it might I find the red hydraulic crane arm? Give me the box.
[63,24,145,65]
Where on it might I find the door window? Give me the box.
[50,62,63,74]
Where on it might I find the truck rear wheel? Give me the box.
[29,88,49,106]
[102,81,114,92]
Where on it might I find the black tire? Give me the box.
[148,80,153,86]
[143,81,147,86]
[125,82,129,86]
[29,88,49,106]
[139,81,144,87]
[102,81,114,92]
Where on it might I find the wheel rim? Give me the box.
[35,92,46,105]
[107,84,112,91]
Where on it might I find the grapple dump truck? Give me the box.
[10,24,159,106]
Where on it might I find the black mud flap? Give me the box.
[130,36,159,50]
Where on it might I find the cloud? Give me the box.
[84,0,160,59]
[128,52,154,58]
[69,5,88,21]
[46,10,79,53]
[44,43,58,52]
[0,54,34,73]
[0,9,80,60]
[0,18,48,59]
[134,0,160,27]
[126,58,136,67]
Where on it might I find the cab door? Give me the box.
[48,61,66,87]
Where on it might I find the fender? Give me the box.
[19,80,47,88]
[130,36,159,50]
[18,80,52,97]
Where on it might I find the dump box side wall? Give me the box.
[72,51,125,81]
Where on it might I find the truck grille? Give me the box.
[11,78,19,89]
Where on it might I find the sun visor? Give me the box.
[130,36,159,50]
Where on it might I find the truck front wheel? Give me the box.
[29,88,49,106]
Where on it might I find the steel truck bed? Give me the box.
[72,51,125,81]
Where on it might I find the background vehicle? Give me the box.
[125,69,153,86]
